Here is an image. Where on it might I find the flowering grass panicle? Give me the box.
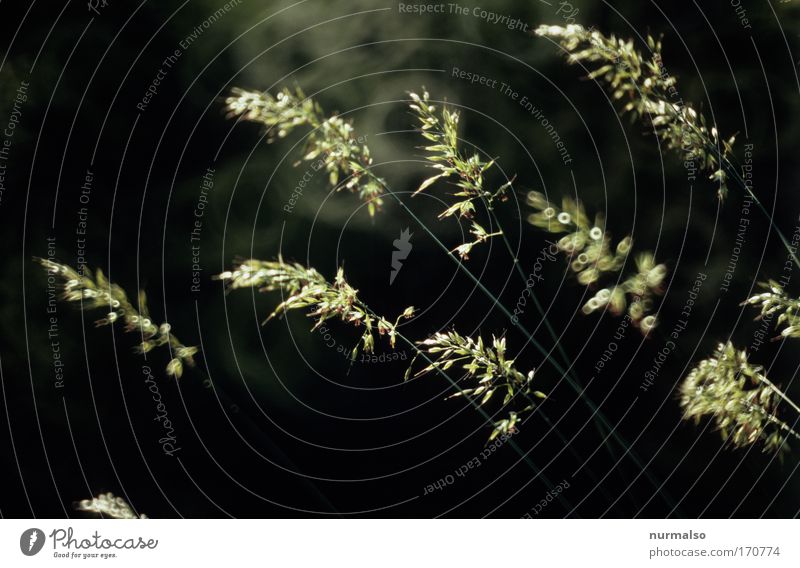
[536,24,736,199]
[225,87,385,216]
[525,191,665,332]
[414,331,545,440]
[215,258,414,358]
[76,492,146,519]
[743,280,800,339]
[409,89,512,258]
[35,258,197,378]
[679,342,800,454]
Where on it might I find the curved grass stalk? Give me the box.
[215,258,534,440]
[652,93,800,270]
[214,258,414,358]
[537,22,800,452]
[217,259,575,508]
[680,342,800,454]
[535,24,735,200]
[225,87,385,216]
[35,258,197,378]
[715,153,800,270]
[36,261,339,514]
[536,23,800,271]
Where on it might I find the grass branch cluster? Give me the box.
[225,87,385,216]
[36,258,197,378]
[743,280,800,339]
[679,342,800,454]
[409,89,512,259]
[217,259,537,440]
[40,21,800,519]
[536,24,736,199]
[215,258,414,358]
[415,331,544,440]
[536,25,800,456]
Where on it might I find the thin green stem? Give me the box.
[487,210,626,488]
[765,413,800,443]
[756,374,800,418]
[487,208,674,511]
[721,154,800,270]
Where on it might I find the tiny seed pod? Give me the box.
[584,298,599,311]
[166,358,183,378]
[640,315,657,333]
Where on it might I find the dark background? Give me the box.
[1,0,799,518]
